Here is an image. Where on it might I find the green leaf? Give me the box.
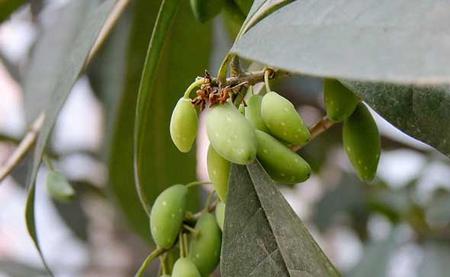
[133,0,211,213]
[221,162,340,277]
[343,82,450,157]
[25,0,118,272]
[22,0,96,123]
[232,0,450,84]
[0,0,27,23]
[348,231,397,277]
[107,0,160,240]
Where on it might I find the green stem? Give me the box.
[183,79,205,99]
[185,180,212,188]
[160,254,168,275]
[183,224,199,236]
[135,247,166,277]
[203,191,215,213]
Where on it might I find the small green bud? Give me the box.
[170,98,198,153]
[207,145,230,202]
[150,185,188,249]
[324,79,359,122]
[188,213,221,276]
[46,170,75,202]
[343,103,381,181]
[255,130,311,184]
[206,102,257,164]
[261,91,310,145]
[172,257,201,277]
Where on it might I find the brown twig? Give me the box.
[0,113,45,182]
[291,117,335,152]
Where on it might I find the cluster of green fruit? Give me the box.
[150,184,224,276]
[170,81,315,202]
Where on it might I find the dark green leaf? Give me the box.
[0,0,27,23]
[232,0,450,84]
[133,0,211,213]
[343,82,450,157]
[221,162,340,277]
[25,0,118,272]
[108,0,161,240]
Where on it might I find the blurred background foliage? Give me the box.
[0,0,449,276]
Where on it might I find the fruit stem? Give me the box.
[183,79,206,99]
[185,180,212,188]
[202,191,216,213]
[179,233,188,257]
[43,155,55,171]
[291,117,335,152]
[159,253,169,275]
[183,224,199,236]
[264,68,273,92]
[135,247,166,277]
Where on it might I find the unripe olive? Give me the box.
[324,79,359,122]
[343,103,380,181]
[188,213,221,276]
[172,257,201,277]
[255,130,311,184]
[46,170,75,202]
[190,0,223,23]
[215,202,225,231]
[261,91,310,145]
[170,98,198,153]
[245,94,269,132]
[207,145,230,202]
[206,102,257,164]
[150,185,188,249]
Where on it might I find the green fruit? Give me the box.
[261,91,310,145]
[255,130,311,184]
[161,275,171,277]
[343,103,381,181]
[46,170,75,202]
[215,202,225,231]
[190,0,223,23]
[170,97,198,153]
[207,145,230,202]
[206,102,257,164]
[188,213,221,276]
[150,185,188,249]
[245,94,269,132]
[324,79,359,122]
[172,258,201,277]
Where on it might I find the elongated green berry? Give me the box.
[207,145,230,202]
[46,170,75,202]
[190,0,223,23]
[215,202,225,231]
[172,258,201,277]
[206,102,257,164]
[324,79,359,122]
[343,103,380,181]
[189,213,221,276]
[255,130,311,184]
[261,91,310,145]
[150,185,188,249]
[170,98,198,153]
[245,94,269,132]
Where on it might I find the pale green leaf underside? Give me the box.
[25,0,117,273]
[221,163,340,277]
[232,0,450,85]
